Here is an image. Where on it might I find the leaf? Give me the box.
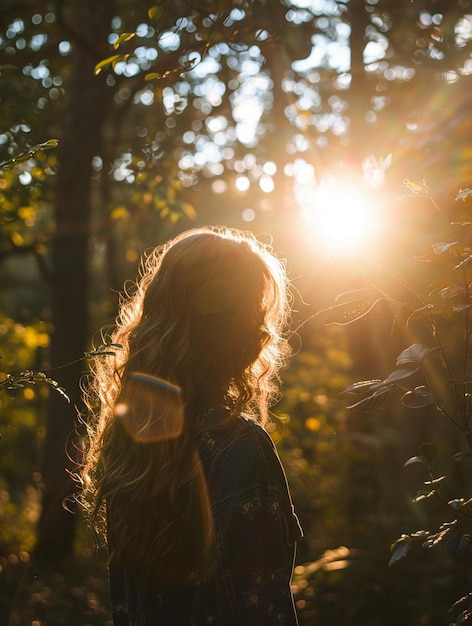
[401,386,435,408]
[148,5,166,20]
[94,54,125,75]
[391,304,415,337]
[396,343,438,367]
[433,241,459,255]
[388,536,410,565]
[451,373,472,384]
[382,367,419,385]
[0,138,59,170]
[404,455,429,467]
[334,288,379,303]
[145,72,162,81]
[346,387,390,411]
[456,188,472,201]
[448,498,466,510]
[455,255,472,270]
[113,32,136,49]
[446,533,471,555]
[454,304,472,313]
[412,489,436,502]
[403,178,429,195]
[424,476,446,486]
[420,441,437,461]
[317,298,385,326]
[181,202,197,220]
[410,530,430,539]
[427,275,453,296]
[453,450,471,463]
[423,528,450,548]
[439,285,464,299]
[341,379,383,395]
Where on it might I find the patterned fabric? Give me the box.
[109,412,303,625]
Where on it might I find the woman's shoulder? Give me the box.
[198,411,273,459]
[198,414,287,490]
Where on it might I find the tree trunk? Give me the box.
[34,0,115,563]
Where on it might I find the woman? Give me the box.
[82,226,302,625]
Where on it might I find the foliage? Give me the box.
[319,182,472,624]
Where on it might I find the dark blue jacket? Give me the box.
[109,414,303,625]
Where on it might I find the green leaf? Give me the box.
[346,387,390,411]
[395,343,438,367]
[420,441,438,461]
[401,386,435,408]
[388,536,410,565]
[317,298,385,326]
[40,138,60,149]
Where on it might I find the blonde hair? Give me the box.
[81,226,291,582]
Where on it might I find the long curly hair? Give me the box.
[81,226,291,583]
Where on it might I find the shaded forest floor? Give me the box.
[0,544,470,625]
[0,552,112,626]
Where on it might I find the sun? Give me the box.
[299,177,377,256]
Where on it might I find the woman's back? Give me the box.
[109,410,302,626]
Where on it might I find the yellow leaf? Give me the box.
[148,5,165,21]
[181,202,196,220]
[111,206,130,221]
[11,232,24,246]
[305,417,322,432]
[94,54,124,75]
[167,187,176,203]
[18,206,36,220]
[113,32,136,49]
[403,178,429,195]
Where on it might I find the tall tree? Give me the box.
[34,0,116,561]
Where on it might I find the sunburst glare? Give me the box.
[298,175,378,256]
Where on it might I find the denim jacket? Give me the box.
[109,412,303,625]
